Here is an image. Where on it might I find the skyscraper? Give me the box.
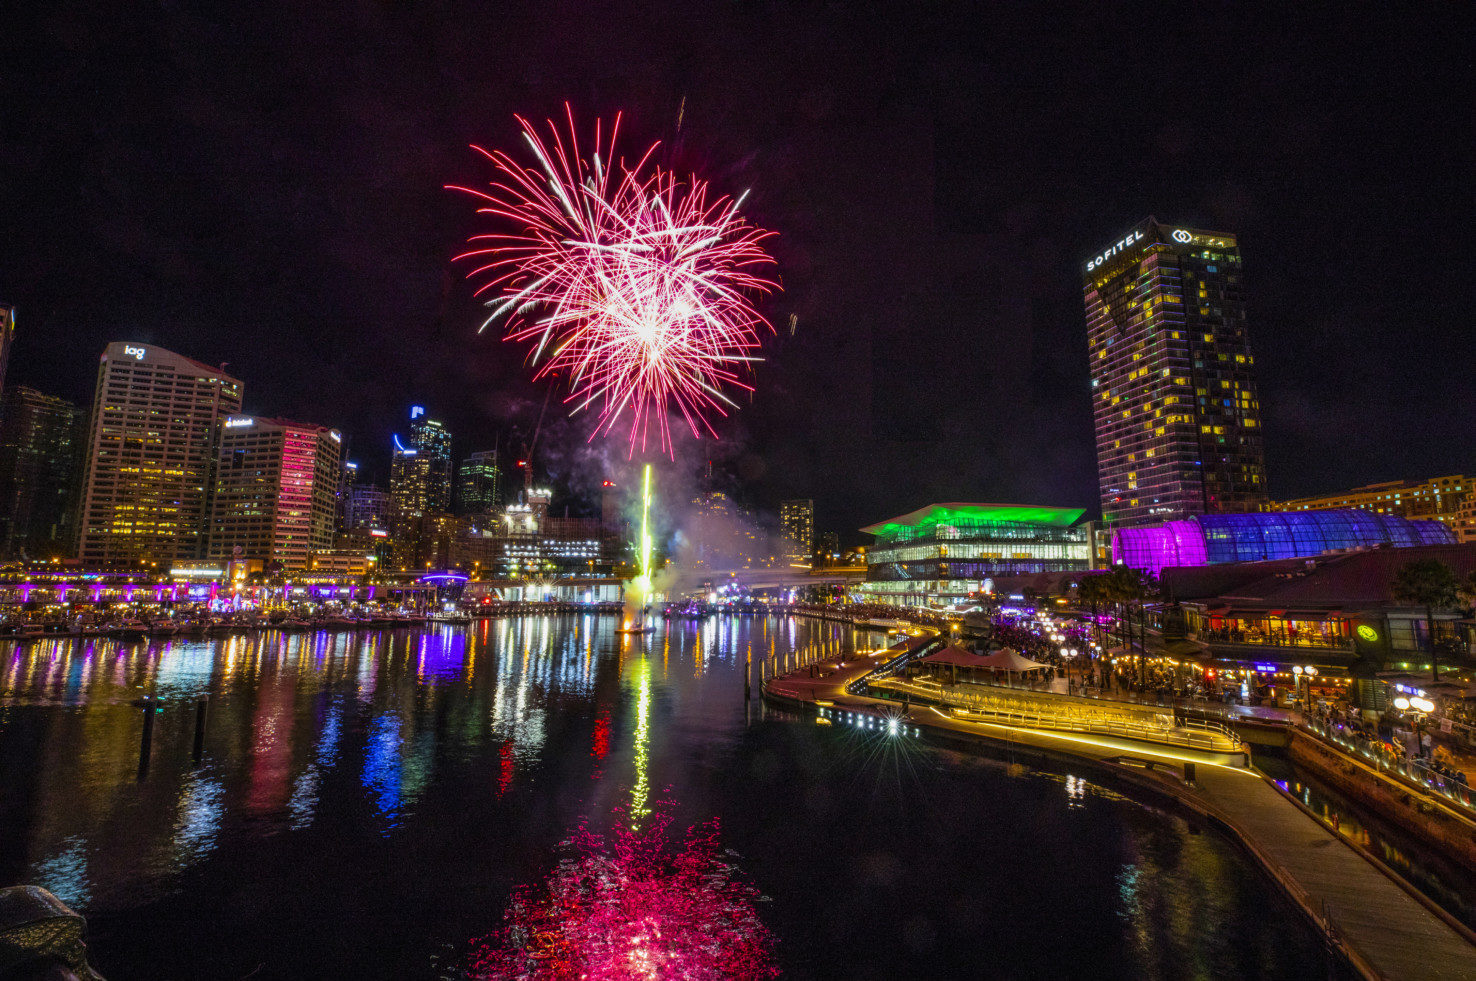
[0,386,87,559]
[457,449,501,515]
[780,499,814,564]
[1084,218,1267,528]
[206,416,343,570]
[0,304,15,399]
[390,405,453,522]
[76,343,243,566]
[345,483,393,532]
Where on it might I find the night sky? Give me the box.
[3,4,1471,543]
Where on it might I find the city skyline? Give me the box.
[2,6,1470,541]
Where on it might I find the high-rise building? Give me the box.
[76,343,243,566]
[1084,218,1267,528]
[780,499,814,564]
[0,304,15,399]
[390,405,453,522]
[457,449,501,515]
[345,483,392,531]
[206,416,343,570]
[0,387,87,558]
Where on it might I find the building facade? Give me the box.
[860,503,1091,606]
[76,343,244,566]
[1084,218,1267,528]
[780,499,814,565]
[1112,509,1457,576]
[457,449,501,515]
[0,387,87,559]
[207,416,344,570]
[344,483,392,532]
[1270,475,1470,541]
[0,304,15,399]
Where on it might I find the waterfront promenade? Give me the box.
[766,652,1476,980]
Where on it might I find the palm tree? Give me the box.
[1109,565,1153,686]
[1391,558,1460,683]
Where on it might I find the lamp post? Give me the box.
[1393,695,1436,760]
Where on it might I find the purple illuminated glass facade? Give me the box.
[1112,509,1457,575]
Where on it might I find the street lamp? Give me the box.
[1393,695,1437,760]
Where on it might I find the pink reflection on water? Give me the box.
[469,805,778,980]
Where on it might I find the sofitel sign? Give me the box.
[1086,229,1143,271]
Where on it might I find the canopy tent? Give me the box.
[974,647,1050,672]
[919,645,999,669]
[917,645,1050,687]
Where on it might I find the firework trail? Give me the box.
[449,106,778,455]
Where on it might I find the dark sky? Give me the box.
[3,3,1471,543]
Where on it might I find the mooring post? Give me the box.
[133,696,157,779]
[192,695,209,762]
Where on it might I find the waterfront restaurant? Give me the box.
[858,503,1092,608]
[1160,542,1476,671]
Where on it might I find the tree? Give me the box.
[1391,558,1460,683]
[1076,573,1112,667]
[1108,565,1158,687]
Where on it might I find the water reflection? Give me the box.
[0,617,1328,979]
[468,805,778,980]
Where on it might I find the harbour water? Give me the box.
[0,616,1328,979]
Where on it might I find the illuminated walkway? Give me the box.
[766,659,1476,980]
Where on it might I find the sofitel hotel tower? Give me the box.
[1083,217,1268,528]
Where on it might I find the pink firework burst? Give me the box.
[448,106,778,455]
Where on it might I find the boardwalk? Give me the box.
[766,658,1476,980]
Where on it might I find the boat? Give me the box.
[111,622,149,642]
[145,622,179,637]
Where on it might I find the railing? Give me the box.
[875,678,1242,754]
[1302,716,1475,813]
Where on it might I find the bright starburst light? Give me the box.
[449,106,778,455]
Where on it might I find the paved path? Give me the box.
[766,660,1476,980]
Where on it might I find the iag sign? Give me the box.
[1085,229,1143,272]
[122,345,147,360]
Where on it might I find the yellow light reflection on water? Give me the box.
[631,657,652,825]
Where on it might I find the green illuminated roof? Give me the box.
[860,503,1086,537]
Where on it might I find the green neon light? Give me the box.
[1356,625,1378,642]
[860,503,1085,536]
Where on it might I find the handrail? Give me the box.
[877,678,1242,753]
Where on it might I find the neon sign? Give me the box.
[1356,624,1379,642]
[1171,229,1193,243]
[123,345,146,360]
[1086,229,1143,271]
[410,405,425,419]
[224,416,254,428]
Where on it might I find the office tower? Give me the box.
[390,405,453,521]
[0,387,87,558]
[0,305,15,399]
[76,342,243,566]
[207,416,344,570]
[336,460,360,531]
[780,499,814,564]
[1084,218,1267,528]
[345,483,393,531]
[457,449,501,515]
